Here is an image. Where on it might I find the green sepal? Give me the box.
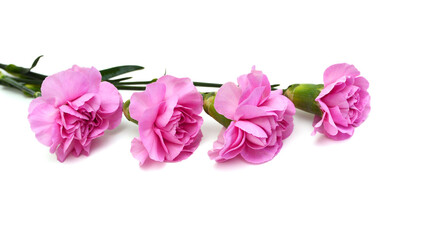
[202,92,232,128]
[122,100,138,124]
[284,84,324,116]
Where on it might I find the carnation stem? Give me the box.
[0,63,47,80]
[0,76,41,98]
[193,82,223,88]
[6,76,43,85]
[115,86,146,91]
[114,81,279,89]
[113,81,156,85]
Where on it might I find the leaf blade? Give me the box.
[99,65,144,80]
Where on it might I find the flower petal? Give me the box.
[214,82,242,120]
[354,76,369,90]
[208,128,227,162]
[41,66,101,106]
[241,143,280,164]
[158,75,203,112]
[131,137,149,165]
[28,97,60,147]
[323,63,360,86]
[129,82,166,121]
[98,81,122,114]
[235,120,267,138]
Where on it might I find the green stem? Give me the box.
[115,86,146,91]
[0,63,47,80]
[193,81,222,88]
[0,76,41,98]
[114,81,156,85]
[7,76,43,85]
[114,81,280,89]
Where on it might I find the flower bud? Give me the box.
[284,84,324,116]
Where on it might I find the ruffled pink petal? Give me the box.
[260,91,289,112]
[237,66,271,102]
[328,106,348,127]
[353,103,371,127]
[323,63,360,86]
[104,101,123,130]
[68,93,97,110]
[320,91,350,109]
[28,97,60,146]
[323,118,339,136]
[41,66,101,106]
[97,83,123,129]
[285,97,296,116]
[159,132,185,161]
[89,120,109,139]
[281,116,294,139]
[173,130,203,162]
[98,82,122,114]
[241,143,280,164]
[155,96,178,128]
[237,86,266,107]
[235,120,267,138]
[354,77,369,90]
[137,105,168,162]
[158,75,203,112]
[208,128,229,162]
[131,137,149,165]
[234,105,271,120]
[129,82,166,121]
[219,124,245,159]
[214,82,242,120]
[55,141,76,162]
[327,131,353,140]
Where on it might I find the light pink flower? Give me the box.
[208,67,295,164]
[129,75,203,165]
[313,63,370,140]
[28,66,123,162]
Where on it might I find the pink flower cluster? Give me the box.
[28,66,123,162]
[25,63,370,164]
[129,76,203,165]
[313,63,370,140]
[208,67,295,163]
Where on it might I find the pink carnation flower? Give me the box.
[313,63,371,140]
[28,65,123,162]
[129,75,203,165]
[208,67,295,164]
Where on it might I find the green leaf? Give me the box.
[29,55,43,71]
[0,56,47,80]
[100,65,144,81]
[105,77,133,83]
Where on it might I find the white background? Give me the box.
[0,0,429,239]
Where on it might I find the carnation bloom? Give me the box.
[129,75,203,165]
[312,63,371,140]
[28,65,123,162]
[207,67,295,164]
